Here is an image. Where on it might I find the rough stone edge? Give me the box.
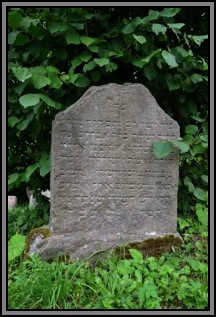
[26,230,184,262]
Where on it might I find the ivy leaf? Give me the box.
[65,29,80,44]
[144,65,157,81]
[188,35,208,46]
[14,33,29,46]
[8,11,22,29]
[160,8,181,17]
[17,119,30,131]
[171,140,189,153]
[129,249,143,262]
[25,163,38,180]
[80,36,95,46]
[74,74,90,87]
[19,94,40,108]
[80,52,92,62]
[46,66,60,74]
[12,67,32,82]
[185,125,198,135]
[162,50,178,68]
[83,60,96,72]
[194,188,206,201]
[201,175,208,183]
[8,116,19,127]
[49,22,68,34]
[133,34,146,44]
[39,154,50,177]
[8,31,20,44]
[8,173,20,186]
[190,74,204,84]
[48,73,63,89]
[152,141,173,159]
[88,45,99,53]
[71,57,83,69]
[31,74,51,89]
[94,58,110,67]
[69,73,79,84]
[167,23,185,30]
[152,23,167,35]
[121,23,135,34]
[105,62,118,73]
[39,94,61,109]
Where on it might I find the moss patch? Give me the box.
[114,234,184,259]
[24,226,50,260]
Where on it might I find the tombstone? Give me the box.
[8,196,17,209]
[28,83,183,261]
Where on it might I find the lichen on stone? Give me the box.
[114,234,184,259]
[24,225,50,260]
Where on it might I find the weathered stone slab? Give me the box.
[8,196,17,209]
[29,83,183,261]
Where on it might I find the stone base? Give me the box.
[27,229,184,262]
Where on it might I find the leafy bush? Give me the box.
[8,205,50,240]
[8,7,208,218]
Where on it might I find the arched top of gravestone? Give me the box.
[54,83,179,131]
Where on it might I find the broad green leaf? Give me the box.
[46,66,60,74]
[31,66,47,75]
[160,8,181,17]
[17,119,30,131]
[172,140,189,153]
[31,74,51,89]
[8,116,18,127]
[80,51,92,62]
[166,74,181,91]
[19,94,40,108]
[152,141,173,159]
[8,11,22,29]
[133,34,146,44]
[14,33,29,46]
[190,74,204,84]
[176,47,189,57]
[94,58,110,67]
[74,74,90,87]
[12,67,32,82]
[178,218,190,230]
[88,45,99,53]
[8,173,20,185]
[83,60,96,72]
[152,23,167,35]
[117,260,134,275]
[25,163,38,180]
[39,94,60,109]
[49,22,68,34]
[70,22,84,30]
[167,23,185,30]
[196,203,208,225]
[60,74,70,82]
[8,234,26,264]
[141,49,161,65]
[69,73,79,84]
[39,155,50,177]
[48,73,63,89]
[8,31,20,44]
[194,188,206,201]
[65,29,80,44]
[80,36,95,46]
[185,125,198,135]
[71,57,83,69]
[105,62,118,73]
[200,134,208,142]
[162,50,178,68]
[132,59,145,68]
[121,23,135,34]
[201,175,208,183]
[188,35,208,46]
[129,249,143,262]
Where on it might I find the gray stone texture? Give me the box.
[30,83,182,260]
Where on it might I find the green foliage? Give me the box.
[8,233,26,264]
[8,216,208,309]
[8,7,208,205]
[8,205,50,240]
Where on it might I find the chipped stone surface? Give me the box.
[29,83,182,261]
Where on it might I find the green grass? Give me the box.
[8,214,208,310]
